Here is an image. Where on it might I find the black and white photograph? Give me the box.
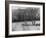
[12,5,40,31]
[5,1,45,37]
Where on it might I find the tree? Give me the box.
[29,8,40,25]
[22,8,40,25]
[12,7,40,24]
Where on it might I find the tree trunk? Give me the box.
[32,21,35,25]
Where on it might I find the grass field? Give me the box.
[12,21,40,31]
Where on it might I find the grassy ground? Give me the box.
[12,21,40,31]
